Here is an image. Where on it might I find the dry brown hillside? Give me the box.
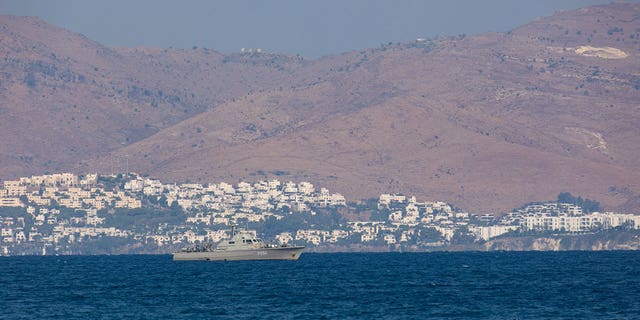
[1,3,639,214]
[0,15,307,176]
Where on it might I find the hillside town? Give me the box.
[0,173,639,256]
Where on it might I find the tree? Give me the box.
[169,200,181,212]
[450,226,476,244]
[19,195,29,205]
[557,192,601,213]
[557,192,574,204]
[158,195,169,207]
[25,73,36,88]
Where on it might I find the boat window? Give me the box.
[228,241,235,244]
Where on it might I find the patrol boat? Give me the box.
[173,226,305,261]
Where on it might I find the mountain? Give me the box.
[0,15,307,175]
[1,3,639,214]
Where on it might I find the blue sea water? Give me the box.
[1,251,639,319]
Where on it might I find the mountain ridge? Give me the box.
[1,3,639,214]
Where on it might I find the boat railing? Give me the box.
[180,242,213,252]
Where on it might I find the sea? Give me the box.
[1,251,639,319]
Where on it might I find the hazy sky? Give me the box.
[0,0,624,58]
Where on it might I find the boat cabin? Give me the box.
[216,229,266,251]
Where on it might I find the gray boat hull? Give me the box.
[173,246,305,261]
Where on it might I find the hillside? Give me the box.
[0,15,307,175]
[1,3,639,214]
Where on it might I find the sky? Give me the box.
[0,0,625,58]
